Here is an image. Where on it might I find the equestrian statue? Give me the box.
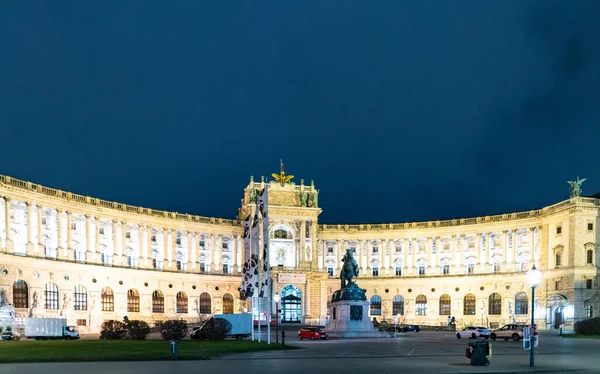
[340,249,359,289]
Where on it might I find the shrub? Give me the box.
[574,317,600,335]
[100,320,126,339]
[161,319,188,341]
[123,318,150,340]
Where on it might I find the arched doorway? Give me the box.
[546,294,567,329]
[281,285,302,323]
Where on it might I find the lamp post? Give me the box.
[274,293,280,343]
[526,264,542,368]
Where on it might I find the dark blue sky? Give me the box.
[1,1,599,224]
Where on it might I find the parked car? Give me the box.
[0,331,20,341]
[298,327,327,340]
[490,324,527,341]
[456,326,489,339]
[401,324,421,332]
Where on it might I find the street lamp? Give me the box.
[274,293,281,343]
[526,264,542,368]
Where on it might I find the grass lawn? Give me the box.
[561,334,600,339]
[0,339,297,362]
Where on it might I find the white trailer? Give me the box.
[214,314,252,339]
[25,318,80,340]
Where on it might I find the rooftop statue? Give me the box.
[568,176,587,198]
[272,159,294,186]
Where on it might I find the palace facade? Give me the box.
[0,172,598,333]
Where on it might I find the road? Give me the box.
[4,331,600,374]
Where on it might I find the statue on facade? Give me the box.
[568,176,587,198]
[28,291,38,318]
[309,189,319,207]
[300,190,308,207]
[249,188,257,203]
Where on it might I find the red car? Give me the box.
[298,327,327,340]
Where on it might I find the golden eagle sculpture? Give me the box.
[272,159,294,186]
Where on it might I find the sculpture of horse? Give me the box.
[340,248,359,289]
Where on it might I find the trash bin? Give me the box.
[465,341,491,366]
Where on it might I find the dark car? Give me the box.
[298,327,327,340]
[401,324,421,332]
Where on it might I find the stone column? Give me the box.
[462,235,468,273]
[66,212,73,260]
[95,218,101,263]
[145,227,152,268]
[311,220,318,266]
[336,239,342,272]
[172,230,178,269]
[413,239,419,274]
[26,203,35,255]
[208,234,215,272]
[427,237,433,270]
[451,235,457,273]
[300,220,306,262]
[139,225,145,268]
[512,230,518,270]
[484,232,490,270]
[318,240,324,270]
[366,239,372,275]
[232,235,238,273]
[187,232,193,271]
[163,229,170,270]
[83,215,91,261]
[36,204,43,255]
[4,198,13,252]
[474,233,481,272]
[402,238,408,274]
[216,234,222,272]
[112,220,119,265]
[502,230,508,269]
[387,238,393,275]
[57,210,64,258]
[122,221,128,265]
[529,228,535,268]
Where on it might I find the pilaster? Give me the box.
[4,197,13,252]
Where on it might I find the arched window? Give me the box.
[515,292,528,314]
[73,285,87,311]
[199,292,211,314]
[44,282,59,310]
[273,229,291,239]
[415,295,427,316]
[392,295,404,315]
[176,291,188,314]
[152,290,164,313]
[488,293,502,315]
[439,294,451,316]
[13,280,28,308]
[463,294,476,315]
[101,287,114,312]
[223,293,234,314]
[127,289,140,312]
[370,295,382,316]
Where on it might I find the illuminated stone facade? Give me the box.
[1,173,599,333]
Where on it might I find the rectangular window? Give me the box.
[372,246,379,254]
[199,240,205,248]
[327,267,334,276]
[586,279,593,289]
[418,265,426,275]
[71,222,77,231]
[586,305,593,318]
[176,237,181,245]
[395,246,401,253]
[442,264,450,275]
[222,242,229,249]
[99,227,105,235]
[556,226,562,235]
[176,260,183,271]
[327,247,334,254]
[222,264,229,273]
[493,262,501,273]
[467,264,475,274]
[395,267,402,276]
[199,262,206,272]
[153,258,158,269]
[76,319,87,326]
[588,223,594,231]
[555,281,561,290]
[126,232,131,239]
[41,216,47,225]
[587,250,594,264]
[151,235,157,243]
[372,267,379,276]
[555,253,561,267]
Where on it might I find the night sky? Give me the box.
[1,1,599,224]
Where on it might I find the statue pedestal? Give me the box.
[325,300,382,338]
[324,282,385,338]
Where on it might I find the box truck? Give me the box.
[191,314,252,340]
[25,318,80,340]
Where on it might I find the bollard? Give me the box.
[281,330,285,348]
[170,340,178,360]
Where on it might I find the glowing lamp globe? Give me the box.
[526,265,542,288]
[274,293,280,303]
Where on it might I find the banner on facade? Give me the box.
[278,273,306,284]
[258,185,270,298]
